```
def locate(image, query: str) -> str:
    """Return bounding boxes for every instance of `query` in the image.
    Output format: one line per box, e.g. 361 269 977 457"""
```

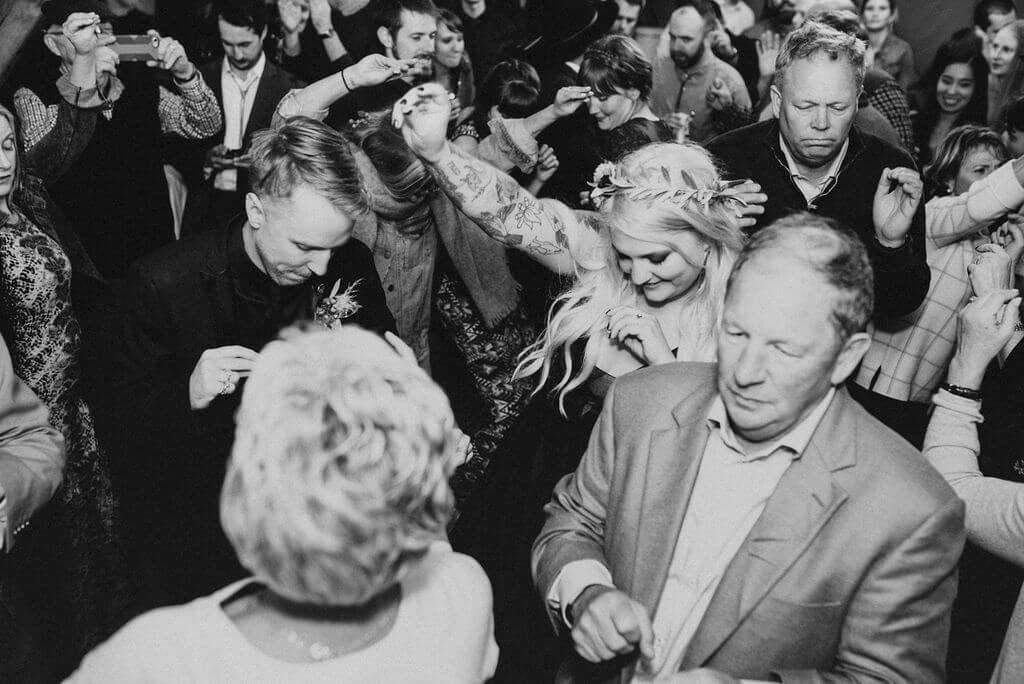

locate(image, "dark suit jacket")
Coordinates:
112 222 394 606
706 120 931 318
533 362 965 683
180 58 304 234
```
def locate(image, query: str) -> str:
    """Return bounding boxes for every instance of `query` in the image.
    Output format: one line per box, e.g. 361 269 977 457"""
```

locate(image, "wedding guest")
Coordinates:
911 29 988 165
853 125 1022 446
273 0 379 84
650 2 751 144
452 58 542 157
113 117 394 612
0 20 124 670
396 80 748 681
579 34 674 161
988 19 1024 127
533 213 964 682
976 0 1018 61
433 9 475 125
69 326 498 684
181 0 306 235
0 333 65 684
1000 94 1024 157
612 0 643 38
923 289 1024 684
441 0 522 87
707 21 930 320
860 0 916 91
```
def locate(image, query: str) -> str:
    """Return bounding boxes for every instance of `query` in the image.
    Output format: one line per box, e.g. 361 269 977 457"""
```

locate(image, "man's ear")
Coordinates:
377 26 394 54
770 83 782 119
245 192 265 229
43 32 63 57
830 331 871 385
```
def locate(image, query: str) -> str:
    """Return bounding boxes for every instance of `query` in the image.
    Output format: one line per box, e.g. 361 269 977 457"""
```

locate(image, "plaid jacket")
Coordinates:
857 161 1024 402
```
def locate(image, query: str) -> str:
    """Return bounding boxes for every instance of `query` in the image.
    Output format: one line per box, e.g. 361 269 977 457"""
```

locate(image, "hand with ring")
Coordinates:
969 242 1015 297
605 306 675 366
188 345 259 410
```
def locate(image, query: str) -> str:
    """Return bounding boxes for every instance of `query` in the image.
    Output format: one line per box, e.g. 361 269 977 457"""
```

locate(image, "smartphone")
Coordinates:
111 35 160 62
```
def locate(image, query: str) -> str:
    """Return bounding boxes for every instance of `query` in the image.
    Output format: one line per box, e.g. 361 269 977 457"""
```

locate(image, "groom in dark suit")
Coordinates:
114 117 394 610
533 214 965 683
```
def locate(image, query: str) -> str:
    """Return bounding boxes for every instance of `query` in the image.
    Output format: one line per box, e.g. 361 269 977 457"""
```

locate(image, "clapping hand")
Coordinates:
873 167 923 248
278 0 310 36
605 307 675 366
146 31 196 81
950 289 1022 386
394 82 453 163
189 346 259 410
969 242 1016 296
553 86 592 117
705 77 733 112
719 179 766 230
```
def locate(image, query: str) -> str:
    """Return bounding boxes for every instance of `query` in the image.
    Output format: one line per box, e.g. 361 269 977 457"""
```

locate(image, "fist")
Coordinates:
570 586 654 664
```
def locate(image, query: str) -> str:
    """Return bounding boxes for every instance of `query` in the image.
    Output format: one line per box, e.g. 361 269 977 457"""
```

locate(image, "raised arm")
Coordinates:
396 82 588 274
928 158 1024 249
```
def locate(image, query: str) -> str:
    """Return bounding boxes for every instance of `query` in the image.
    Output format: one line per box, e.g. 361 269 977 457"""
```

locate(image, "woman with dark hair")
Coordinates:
433 8 475 126
999 94 1024 156
578 33 673 161
989 19 1024 127
452 58 542 155
911 29 988 165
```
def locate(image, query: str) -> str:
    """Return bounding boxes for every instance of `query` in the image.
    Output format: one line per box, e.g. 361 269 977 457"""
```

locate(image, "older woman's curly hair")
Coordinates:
220 325 460 607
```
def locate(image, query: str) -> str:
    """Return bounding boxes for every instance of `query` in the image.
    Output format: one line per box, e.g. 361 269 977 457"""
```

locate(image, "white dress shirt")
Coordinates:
779 134 849 206
216 54 266 192
547 388 837 681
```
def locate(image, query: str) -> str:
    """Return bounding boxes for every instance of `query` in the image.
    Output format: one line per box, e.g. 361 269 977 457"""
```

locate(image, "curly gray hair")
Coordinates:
775 20 867 91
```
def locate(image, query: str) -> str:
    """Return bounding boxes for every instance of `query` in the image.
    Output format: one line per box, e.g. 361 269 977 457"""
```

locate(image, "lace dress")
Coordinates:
0 202 121 671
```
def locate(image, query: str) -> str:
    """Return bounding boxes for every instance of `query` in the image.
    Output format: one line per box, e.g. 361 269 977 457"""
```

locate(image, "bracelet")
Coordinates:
173 69 198 85
940 383 982 400
341 68 353 92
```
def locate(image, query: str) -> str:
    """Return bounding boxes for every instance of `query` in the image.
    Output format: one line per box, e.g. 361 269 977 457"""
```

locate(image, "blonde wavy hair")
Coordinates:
517 143 743 413
220 325 460 607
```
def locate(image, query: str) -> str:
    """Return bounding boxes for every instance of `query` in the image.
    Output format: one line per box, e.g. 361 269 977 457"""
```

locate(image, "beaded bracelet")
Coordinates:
939 383 982 400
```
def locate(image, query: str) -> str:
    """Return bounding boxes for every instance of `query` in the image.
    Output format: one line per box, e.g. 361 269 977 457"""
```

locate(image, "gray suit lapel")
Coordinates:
680 391 856 669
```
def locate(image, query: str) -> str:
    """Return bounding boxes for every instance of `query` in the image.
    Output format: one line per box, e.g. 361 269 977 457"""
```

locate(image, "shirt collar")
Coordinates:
778 133 849 188
222 53 266 88
707 387 837 461
675 49 715 79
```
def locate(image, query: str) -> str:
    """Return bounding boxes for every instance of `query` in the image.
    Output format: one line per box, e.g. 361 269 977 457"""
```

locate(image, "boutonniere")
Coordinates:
314 278 363 329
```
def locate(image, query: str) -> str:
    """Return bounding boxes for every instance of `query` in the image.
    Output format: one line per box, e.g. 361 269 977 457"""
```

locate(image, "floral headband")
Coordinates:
588 161 749 213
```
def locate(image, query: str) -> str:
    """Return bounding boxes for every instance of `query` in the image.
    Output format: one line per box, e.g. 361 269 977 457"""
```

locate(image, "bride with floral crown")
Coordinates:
394 81 759 681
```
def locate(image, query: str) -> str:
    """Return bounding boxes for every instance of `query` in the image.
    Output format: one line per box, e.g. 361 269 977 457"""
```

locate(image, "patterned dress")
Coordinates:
0 199 121 672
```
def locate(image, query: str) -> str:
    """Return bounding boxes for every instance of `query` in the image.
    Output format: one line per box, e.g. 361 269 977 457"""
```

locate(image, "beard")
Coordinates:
671 41 705 71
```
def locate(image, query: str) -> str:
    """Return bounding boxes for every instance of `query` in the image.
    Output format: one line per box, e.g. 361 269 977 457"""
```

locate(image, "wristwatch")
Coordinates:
318 27 337 39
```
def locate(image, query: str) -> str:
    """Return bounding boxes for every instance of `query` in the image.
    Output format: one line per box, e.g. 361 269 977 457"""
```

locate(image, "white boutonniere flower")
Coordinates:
314 278 362 329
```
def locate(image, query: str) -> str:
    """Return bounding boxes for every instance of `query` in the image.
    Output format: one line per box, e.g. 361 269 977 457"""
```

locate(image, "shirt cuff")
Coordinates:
546 559 615 628
56 72 123 109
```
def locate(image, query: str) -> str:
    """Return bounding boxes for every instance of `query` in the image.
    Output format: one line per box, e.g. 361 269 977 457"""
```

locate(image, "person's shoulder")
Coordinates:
409 543 493 613
853 125 916 167
133 229 222 281
711 57 745 84
263 59 306 89
611 362 717 409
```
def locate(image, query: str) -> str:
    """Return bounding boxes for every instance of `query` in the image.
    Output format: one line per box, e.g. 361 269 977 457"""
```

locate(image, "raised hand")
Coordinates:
755 30 781 79
719 179 767 230
873 167 923 247
346 53 415 90
278 0 310 35
63 11 108 56
188 346 259 410
394 82 453 163
992 216 1024 265
309 0 333 34
606 306 675 366
705 77 733 111
570 585 655 664
534 144 559 182
969 242 1015 296
950 289 1022 386
146 31 196 81
553 86 592 118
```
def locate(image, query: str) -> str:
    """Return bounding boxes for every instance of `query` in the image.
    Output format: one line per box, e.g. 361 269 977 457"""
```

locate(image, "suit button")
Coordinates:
387 285 395 292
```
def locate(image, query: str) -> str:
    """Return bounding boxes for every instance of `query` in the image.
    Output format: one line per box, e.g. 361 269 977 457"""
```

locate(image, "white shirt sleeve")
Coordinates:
546 559 615 628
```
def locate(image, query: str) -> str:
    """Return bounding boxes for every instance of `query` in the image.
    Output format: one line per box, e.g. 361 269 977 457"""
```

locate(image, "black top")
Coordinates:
599 117 675 162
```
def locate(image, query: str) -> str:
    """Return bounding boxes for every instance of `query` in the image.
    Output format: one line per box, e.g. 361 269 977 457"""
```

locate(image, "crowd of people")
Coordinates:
1 0 1024 682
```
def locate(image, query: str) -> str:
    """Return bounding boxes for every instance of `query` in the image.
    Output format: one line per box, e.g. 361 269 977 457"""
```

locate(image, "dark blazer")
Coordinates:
112 222 394 606
180 58 305 233
533 362 965 683
707 120 931 317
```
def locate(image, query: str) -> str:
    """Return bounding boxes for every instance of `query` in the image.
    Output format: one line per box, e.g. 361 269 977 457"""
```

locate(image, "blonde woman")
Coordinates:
394 82 757 681
67 326 497 683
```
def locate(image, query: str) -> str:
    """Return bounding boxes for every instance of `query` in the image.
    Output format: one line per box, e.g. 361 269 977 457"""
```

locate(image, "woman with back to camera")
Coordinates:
392 80 759 681
911 28 988 165
67 326 498 683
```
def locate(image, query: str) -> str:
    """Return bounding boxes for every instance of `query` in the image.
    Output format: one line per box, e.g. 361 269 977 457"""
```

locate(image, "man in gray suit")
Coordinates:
533 213 966 683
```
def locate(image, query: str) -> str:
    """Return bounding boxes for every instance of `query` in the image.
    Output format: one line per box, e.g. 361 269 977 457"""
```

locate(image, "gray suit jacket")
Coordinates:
533 362 966 683
0 335 64 551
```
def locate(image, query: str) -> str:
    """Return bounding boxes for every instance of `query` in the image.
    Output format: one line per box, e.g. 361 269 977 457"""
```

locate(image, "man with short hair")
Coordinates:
650 2 751 143
114 117 395 609
707 20 930 318
612 0 643 38
533 214 965 683
182 0 305 234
